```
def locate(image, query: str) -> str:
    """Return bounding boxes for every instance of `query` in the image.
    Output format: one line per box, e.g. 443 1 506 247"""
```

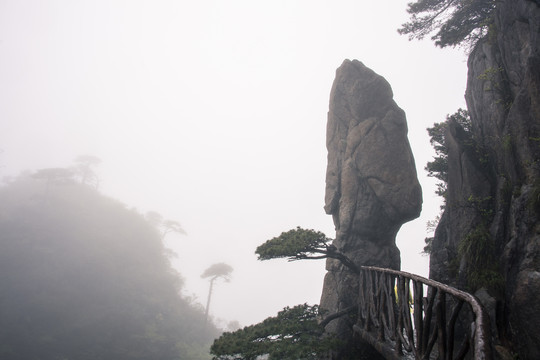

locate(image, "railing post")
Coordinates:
413 280 423 357
365 269 372 332
395 275 404 355
377 272 385 341
436 290 447 359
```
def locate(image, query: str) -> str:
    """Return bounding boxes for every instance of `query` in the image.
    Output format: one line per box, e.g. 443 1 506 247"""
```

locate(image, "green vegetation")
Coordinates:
458 224 503 292
256 227 359 273
0 170 219 359
255 227 332 261
426 116 503 292
502 134 513 151
477 66 503 82
422 236 433 255
422 215 440 255
211 227 358 359
529 180 540 214
211 304 340 360
465 195 494 222
477 66 513 110
425 108 471 201
457 195 501 292
398 0 496 48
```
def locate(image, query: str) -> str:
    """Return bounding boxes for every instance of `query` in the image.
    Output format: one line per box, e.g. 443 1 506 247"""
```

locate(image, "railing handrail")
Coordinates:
355 266 493 360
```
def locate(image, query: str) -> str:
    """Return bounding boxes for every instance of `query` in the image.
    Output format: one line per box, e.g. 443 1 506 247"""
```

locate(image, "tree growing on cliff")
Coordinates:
255 227 359 273
423 109 471 255
210 228 361 359
398 0 496 48
210 304 341 360
425 121 449 199
425 108 471 200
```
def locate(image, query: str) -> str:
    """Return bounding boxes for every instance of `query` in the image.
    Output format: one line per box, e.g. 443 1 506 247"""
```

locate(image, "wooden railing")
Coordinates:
352 266 493 360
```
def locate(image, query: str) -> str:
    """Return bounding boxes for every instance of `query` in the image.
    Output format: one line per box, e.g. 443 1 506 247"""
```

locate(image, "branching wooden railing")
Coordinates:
352 266 492 360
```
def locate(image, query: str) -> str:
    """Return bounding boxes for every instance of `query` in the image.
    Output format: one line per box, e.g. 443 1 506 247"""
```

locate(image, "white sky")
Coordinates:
0 0 467 328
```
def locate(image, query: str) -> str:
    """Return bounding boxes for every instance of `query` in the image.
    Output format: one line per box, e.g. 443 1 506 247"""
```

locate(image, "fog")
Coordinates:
0 0 467 328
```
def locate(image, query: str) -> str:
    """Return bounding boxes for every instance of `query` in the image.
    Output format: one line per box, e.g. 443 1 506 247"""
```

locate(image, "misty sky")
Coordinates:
0 1 468 327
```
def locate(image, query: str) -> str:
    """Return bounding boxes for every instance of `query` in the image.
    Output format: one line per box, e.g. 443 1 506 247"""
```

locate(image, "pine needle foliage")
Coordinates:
425 108 471 199
210 304 340 360
398 0 497 48
256 227 332 261
255 227 359 273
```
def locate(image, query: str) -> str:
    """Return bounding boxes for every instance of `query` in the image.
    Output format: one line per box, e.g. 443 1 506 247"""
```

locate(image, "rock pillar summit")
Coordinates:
320 59 422 355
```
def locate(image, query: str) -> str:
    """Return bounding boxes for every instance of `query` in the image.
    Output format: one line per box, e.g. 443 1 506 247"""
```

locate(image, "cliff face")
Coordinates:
429 0 540 358
320 59 422 357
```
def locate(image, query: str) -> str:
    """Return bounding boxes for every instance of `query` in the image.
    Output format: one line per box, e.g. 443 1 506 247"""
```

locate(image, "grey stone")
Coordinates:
320 59 422 356
429 0 540 358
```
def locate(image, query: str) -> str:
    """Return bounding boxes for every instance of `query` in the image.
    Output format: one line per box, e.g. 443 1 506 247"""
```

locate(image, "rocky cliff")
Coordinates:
320 59 422 358
429 0 540 358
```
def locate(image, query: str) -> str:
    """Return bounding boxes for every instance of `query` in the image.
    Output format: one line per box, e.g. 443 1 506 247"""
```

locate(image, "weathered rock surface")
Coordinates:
429 1 540 358
320 59 422 357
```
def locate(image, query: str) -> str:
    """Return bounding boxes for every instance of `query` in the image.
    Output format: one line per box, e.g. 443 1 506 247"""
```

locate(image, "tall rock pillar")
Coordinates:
320 59 422 358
